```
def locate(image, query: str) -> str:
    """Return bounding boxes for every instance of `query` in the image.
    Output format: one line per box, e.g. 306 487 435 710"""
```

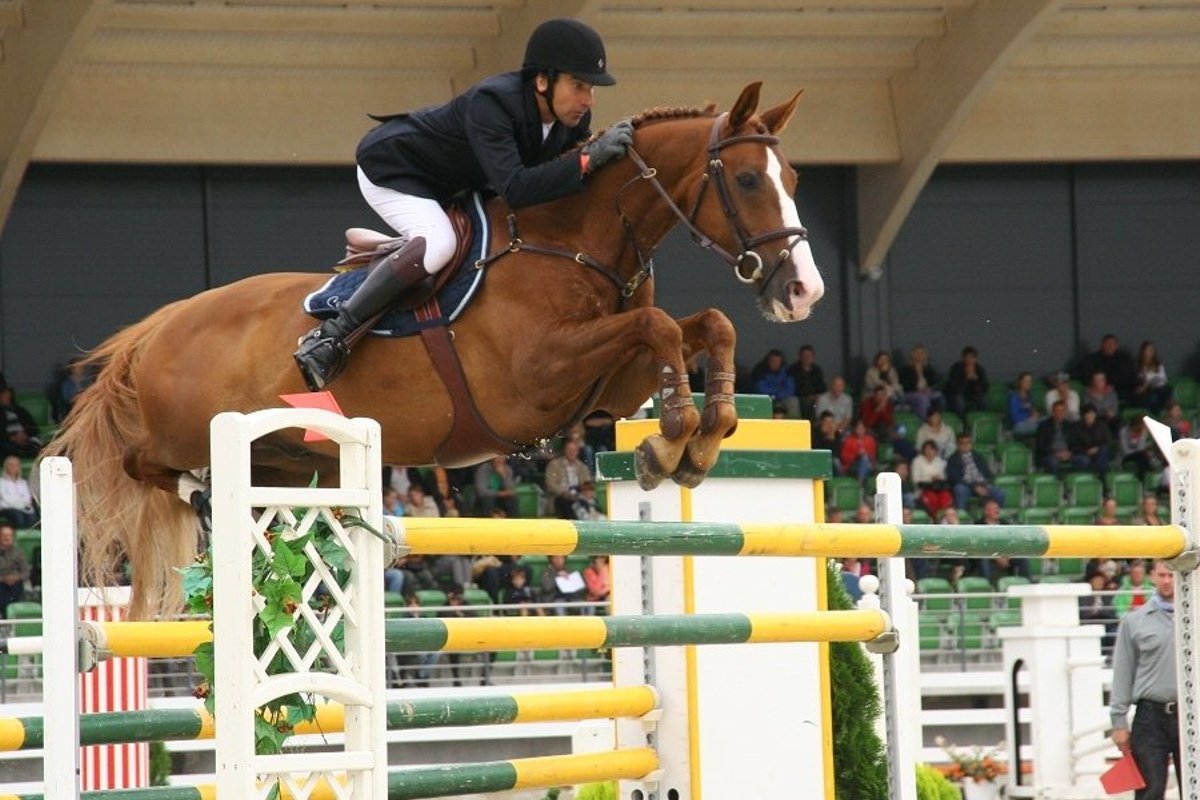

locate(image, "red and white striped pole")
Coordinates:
78 587 149 790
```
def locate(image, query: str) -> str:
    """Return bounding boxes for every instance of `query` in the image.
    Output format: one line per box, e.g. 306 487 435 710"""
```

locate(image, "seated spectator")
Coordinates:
839 558 864 601
1133 340 1170 415
1076 333 1136 405
1083 371 1120 435
404 483 440 517
787 344 827 421
1096 497 1121 525
815 376 854 431
862 351 903 404
1035 400 1089 476
544 438 594 518
839 421 878 484
382 487 404 516
1044 372 1080 421
583 555 610 611
583 410 616 455
977 500 1029 583
944 346 989 417
1007 371 1041 437
0 522 28 617
898 344 943 422
571 481 606 521
474 456 518 517
1113 559 1150 618
1132 494 1166 526
812 412 844 475
1118 416 1163 479
946 432 1004 510
0 384 42 459
49 356 92 424
891 459 918 510
503 566 541 616
912 440 953 519
916 409 956 460
0 455 37 528
1079 565 1118 651
430 553 473 590
1162 401 1192 441
853 502 874 524
1077 404 1113 476
540 554 586 614
752 349 799 418
859 384 895 440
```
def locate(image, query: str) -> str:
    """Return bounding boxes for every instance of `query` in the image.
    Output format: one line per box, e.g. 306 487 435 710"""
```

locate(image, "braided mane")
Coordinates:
630 103 719 129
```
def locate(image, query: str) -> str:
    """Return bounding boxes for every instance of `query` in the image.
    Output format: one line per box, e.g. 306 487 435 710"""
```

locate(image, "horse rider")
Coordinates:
294 18 634 391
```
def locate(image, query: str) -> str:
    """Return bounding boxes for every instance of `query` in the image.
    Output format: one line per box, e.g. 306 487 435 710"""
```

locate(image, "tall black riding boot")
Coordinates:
294 237 428 391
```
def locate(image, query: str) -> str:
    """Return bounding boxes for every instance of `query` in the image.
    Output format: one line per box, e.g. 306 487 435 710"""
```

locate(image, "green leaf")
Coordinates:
264 783 281 800
316 534 349 571
193 641 215 684
272 535 310 579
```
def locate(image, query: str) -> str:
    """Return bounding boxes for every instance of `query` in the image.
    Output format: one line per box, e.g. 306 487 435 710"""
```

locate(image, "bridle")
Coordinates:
620 112 809 295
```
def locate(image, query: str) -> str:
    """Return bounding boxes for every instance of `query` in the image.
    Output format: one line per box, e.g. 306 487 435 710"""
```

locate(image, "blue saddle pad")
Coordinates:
302 193 491 336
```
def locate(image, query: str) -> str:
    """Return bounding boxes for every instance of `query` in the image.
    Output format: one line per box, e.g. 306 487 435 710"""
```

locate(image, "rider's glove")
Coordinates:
581 120 634 174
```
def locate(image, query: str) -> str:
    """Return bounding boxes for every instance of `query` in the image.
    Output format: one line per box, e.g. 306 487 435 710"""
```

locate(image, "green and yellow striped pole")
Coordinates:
0 748 659 800
0 686 659 751
390 517 1188 559
76 610 889 659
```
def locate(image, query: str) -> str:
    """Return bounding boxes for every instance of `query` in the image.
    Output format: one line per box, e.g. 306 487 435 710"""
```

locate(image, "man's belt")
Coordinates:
1137 698 1178 715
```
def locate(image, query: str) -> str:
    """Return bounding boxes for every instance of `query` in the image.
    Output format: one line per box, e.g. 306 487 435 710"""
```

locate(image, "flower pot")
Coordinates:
961 779 1000 800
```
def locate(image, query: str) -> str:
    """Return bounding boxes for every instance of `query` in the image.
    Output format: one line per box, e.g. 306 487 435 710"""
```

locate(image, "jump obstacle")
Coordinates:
12 405 1200 800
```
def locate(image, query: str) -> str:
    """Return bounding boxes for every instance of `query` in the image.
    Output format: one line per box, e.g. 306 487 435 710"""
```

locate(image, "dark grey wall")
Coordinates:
1 161 1197 396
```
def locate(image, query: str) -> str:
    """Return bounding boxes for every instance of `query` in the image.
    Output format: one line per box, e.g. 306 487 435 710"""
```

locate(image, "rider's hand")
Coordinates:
1111 728 1131 753
582 120 634 173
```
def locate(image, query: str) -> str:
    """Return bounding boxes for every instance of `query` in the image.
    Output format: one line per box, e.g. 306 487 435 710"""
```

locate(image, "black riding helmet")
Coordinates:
523 18 616 86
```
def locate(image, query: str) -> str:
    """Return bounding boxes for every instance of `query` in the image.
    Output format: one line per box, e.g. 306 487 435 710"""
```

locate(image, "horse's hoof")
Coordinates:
670 453 708 489
634 442 667 491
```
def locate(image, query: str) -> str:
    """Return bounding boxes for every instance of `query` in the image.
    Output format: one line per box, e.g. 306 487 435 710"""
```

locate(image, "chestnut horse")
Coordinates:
43 83 825 618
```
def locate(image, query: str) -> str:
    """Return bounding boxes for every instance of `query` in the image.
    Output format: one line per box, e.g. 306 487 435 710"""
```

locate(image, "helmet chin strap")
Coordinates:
537 69 565 125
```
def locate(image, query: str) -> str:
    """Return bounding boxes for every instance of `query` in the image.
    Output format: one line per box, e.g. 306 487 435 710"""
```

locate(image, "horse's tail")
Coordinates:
41 302 198 620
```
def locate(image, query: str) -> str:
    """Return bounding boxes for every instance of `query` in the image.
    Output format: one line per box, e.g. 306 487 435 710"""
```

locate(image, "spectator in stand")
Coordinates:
474 456 518 517
752 349 799 418
1080 564 1119 653
1133 495 1166 526
812 411 844 475
571 480 606 520
1078 403 1113 477
863 351 903 404
1133 340 1171 416
1045 371 1081 421
912 440 953 519
859 384 895 441
944 346 989 418
582 555 610 612
540 554 586 614
503 566 541 616
898 344 944 422
916 408 956 460
839 558 864 601
946 432 1004 510
788 345 827 421
1119 416 1164 480
840 420 878 485
1078 333 1137 404
815 375 854 431
890 459 918 510
0 383 42 459
1035 400 1089 476
404 483 441 517
977 500 1029 584
853 502 874 524
49 356 92 424
1096 497 1121 526
1084 371 1121 436
1007 371 1042 437
1113 559 1151 618
1162 401 1192 441
544 437 594 518
0 455 37 528
382 487 404 516
0 522 28 617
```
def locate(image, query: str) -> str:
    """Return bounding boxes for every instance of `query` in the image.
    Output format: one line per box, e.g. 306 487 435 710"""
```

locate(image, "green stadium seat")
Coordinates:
989 609 1022 630
918 615 944 652
994 475 1026 510
1121 407 1150 425
947 613 986 651
1038 574 1078 584
910 508 932 524
5 601 43 636
996 575 1030 609
942 413 965 435
414 589 447 617
967 412 1002 447
515 483 542 518
384 591 406 608
916 577 954 618
15 393 51 428
15 529 40 568
1107 472 1143 508
1060 506 1099 525
1065 473 1103 508
825 477 863 513
1018 507 1057 525
983 384 1010 414
995 442 1032 475
463 588 493 608
1055 558 1086 580
1170 377 1200 411
955 576 995 611
1027 475 1063 509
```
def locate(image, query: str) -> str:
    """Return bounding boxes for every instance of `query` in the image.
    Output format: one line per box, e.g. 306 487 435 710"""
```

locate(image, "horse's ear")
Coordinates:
728 82 763 130
760 89 804 135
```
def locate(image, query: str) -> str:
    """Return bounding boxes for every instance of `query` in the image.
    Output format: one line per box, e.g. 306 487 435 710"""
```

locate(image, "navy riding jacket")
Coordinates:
356 72 591 209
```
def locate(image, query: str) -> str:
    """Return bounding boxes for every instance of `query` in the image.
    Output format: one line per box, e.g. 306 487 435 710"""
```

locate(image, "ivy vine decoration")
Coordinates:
180 507 381 759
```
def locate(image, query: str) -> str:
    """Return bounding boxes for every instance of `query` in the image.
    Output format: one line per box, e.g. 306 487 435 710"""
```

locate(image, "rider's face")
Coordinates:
536 72 594 126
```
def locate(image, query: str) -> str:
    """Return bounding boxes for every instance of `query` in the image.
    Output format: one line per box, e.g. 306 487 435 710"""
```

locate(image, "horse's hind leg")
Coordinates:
671 309 738 488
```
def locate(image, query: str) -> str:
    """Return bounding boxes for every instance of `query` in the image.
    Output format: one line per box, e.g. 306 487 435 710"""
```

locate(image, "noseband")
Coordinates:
621 112 809 295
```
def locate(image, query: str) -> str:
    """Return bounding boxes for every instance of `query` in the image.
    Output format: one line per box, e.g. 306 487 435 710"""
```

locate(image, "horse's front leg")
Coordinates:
510 307 698 490
671 308 738 487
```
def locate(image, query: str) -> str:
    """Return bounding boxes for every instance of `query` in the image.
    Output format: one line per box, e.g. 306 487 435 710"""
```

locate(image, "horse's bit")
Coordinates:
622 112 809 295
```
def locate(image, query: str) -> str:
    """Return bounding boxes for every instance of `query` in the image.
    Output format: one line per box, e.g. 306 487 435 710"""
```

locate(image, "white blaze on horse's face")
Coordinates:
764 149 825 322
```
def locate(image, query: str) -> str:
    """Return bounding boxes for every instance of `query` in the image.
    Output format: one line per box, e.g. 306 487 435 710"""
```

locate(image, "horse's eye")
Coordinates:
736 172 759 191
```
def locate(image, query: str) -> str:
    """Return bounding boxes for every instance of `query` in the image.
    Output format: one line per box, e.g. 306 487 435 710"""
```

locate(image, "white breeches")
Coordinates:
357 167 457 275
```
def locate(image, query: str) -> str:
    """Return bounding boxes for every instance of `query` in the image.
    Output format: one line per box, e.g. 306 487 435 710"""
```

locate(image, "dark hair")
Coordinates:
961 346 978 357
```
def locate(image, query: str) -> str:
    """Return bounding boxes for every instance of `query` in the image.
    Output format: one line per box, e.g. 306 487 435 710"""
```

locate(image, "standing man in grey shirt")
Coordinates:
1110 559 1180 799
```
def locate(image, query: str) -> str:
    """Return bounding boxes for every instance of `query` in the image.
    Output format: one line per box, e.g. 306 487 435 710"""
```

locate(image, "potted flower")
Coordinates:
936 736 1007 800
